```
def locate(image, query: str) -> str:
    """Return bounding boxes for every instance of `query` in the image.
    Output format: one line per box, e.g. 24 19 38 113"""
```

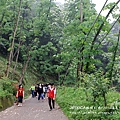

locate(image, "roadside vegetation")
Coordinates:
0 0 120 119
57 86 120 120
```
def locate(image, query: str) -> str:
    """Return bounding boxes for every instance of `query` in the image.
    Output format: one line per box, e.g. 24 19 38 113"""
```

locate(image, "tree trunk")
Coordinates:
102 89 107 106
86 0 108 37
76 0 83 87
19 55 31 84
95 16 120 50
77 62 80 87
46 0 52 18
80 0 83 22
0 11 5 35
6 0 22 77
13 22 24 72
57 72 60 85
109 30 120 86
85 0 120 73
13 41 21 72
62 60 72 85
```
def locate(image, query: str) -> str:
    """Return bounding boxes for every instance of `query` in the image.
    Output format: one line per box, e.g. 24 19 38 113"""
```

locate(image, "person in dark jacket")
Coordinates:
37 84 44 101
34 84 38 97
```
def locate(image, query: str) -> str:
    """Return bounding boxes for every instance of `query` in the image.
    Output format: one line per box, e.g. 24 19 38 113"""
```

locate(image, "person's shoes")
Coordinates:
18 104 20 107
18 103 22 106
49 109 52 111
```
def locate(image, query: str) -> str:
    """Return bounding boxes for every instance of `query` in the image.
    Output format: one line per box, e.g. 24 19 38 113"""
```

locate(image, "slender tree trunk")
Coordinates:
77 62 80 86
76 0 83 87
6 0 22 77
0 11 5 35
79 0 108 57
57 72 60 85
85 0 120 72
86 0 108 37
101 89 107 106
62 60 72 84
80 0 83 22
13 21 24 72
103 93 107 107
109 30 120 86
13 41 21 72
19 55 31 84
77 0 109 76
46 0 52 18
95 16 120 50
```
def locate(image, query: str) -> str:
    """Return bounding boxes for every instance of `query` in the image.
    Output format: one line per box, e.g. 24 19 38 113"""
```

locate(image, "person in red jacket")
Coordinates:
47 83 56 111
16 84 24 107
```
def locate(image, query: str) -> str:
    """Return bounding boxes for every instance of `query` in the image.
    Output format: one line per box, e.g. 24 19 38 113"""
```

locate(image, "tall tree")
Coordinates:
6 0 22 77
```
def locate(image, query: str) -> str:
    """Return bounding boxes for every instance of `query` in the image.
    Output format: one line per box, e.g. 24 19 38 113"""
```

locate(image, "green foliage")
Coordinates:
0 0 120 115
0 0 119 87
0 56 38 98
57 86 120 120
0 77 16 96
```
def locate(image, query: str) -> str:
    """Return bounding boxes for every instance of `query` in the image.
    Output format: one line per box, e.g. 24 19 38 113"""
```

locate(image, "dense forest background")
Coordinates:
0 0 120 119
0 0 120 85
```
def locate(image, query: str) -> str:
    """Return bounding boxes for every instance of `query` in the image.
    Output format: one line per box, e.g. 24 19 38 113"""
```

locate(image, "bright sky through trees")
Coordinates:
55 0 120 13
55 0 120 22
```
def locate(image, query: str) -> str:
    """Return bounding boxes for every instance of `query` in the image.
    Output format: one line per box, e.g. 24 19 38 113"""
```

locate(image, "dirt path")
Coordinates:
0 96 68 120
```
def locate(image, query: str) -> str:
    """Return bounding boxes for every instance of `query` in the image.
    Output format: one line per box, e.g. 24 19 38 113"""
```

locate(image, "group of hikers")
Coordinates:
16 83 56 111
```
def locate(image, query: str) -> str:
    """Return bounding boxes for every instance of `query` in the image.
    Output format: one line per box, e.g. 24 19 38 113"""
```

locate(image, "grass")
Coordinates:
56 86 120 120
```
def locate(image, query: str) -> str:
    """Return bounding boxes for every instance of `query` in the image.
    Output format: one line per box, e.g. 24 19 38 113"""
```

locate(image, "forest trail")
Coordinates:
0 96 68 120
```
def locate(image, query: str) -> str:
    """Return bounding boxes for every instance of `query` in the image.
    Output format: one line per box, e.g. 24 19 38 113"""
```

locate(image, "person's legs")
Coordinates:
34 91 37 97
18 96 20 104
48 97 52 110
20 96 23 106
31 90 34 98
18 96 23 106
38 93 41 100
44 92 46 98
41 93 44 100
52 99 55 109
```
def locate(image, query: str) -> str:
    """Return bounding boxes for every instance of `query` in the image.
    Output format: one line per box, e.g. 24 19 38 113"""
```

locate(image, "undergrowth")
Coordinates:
56 86 120 120
0 56 39 98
